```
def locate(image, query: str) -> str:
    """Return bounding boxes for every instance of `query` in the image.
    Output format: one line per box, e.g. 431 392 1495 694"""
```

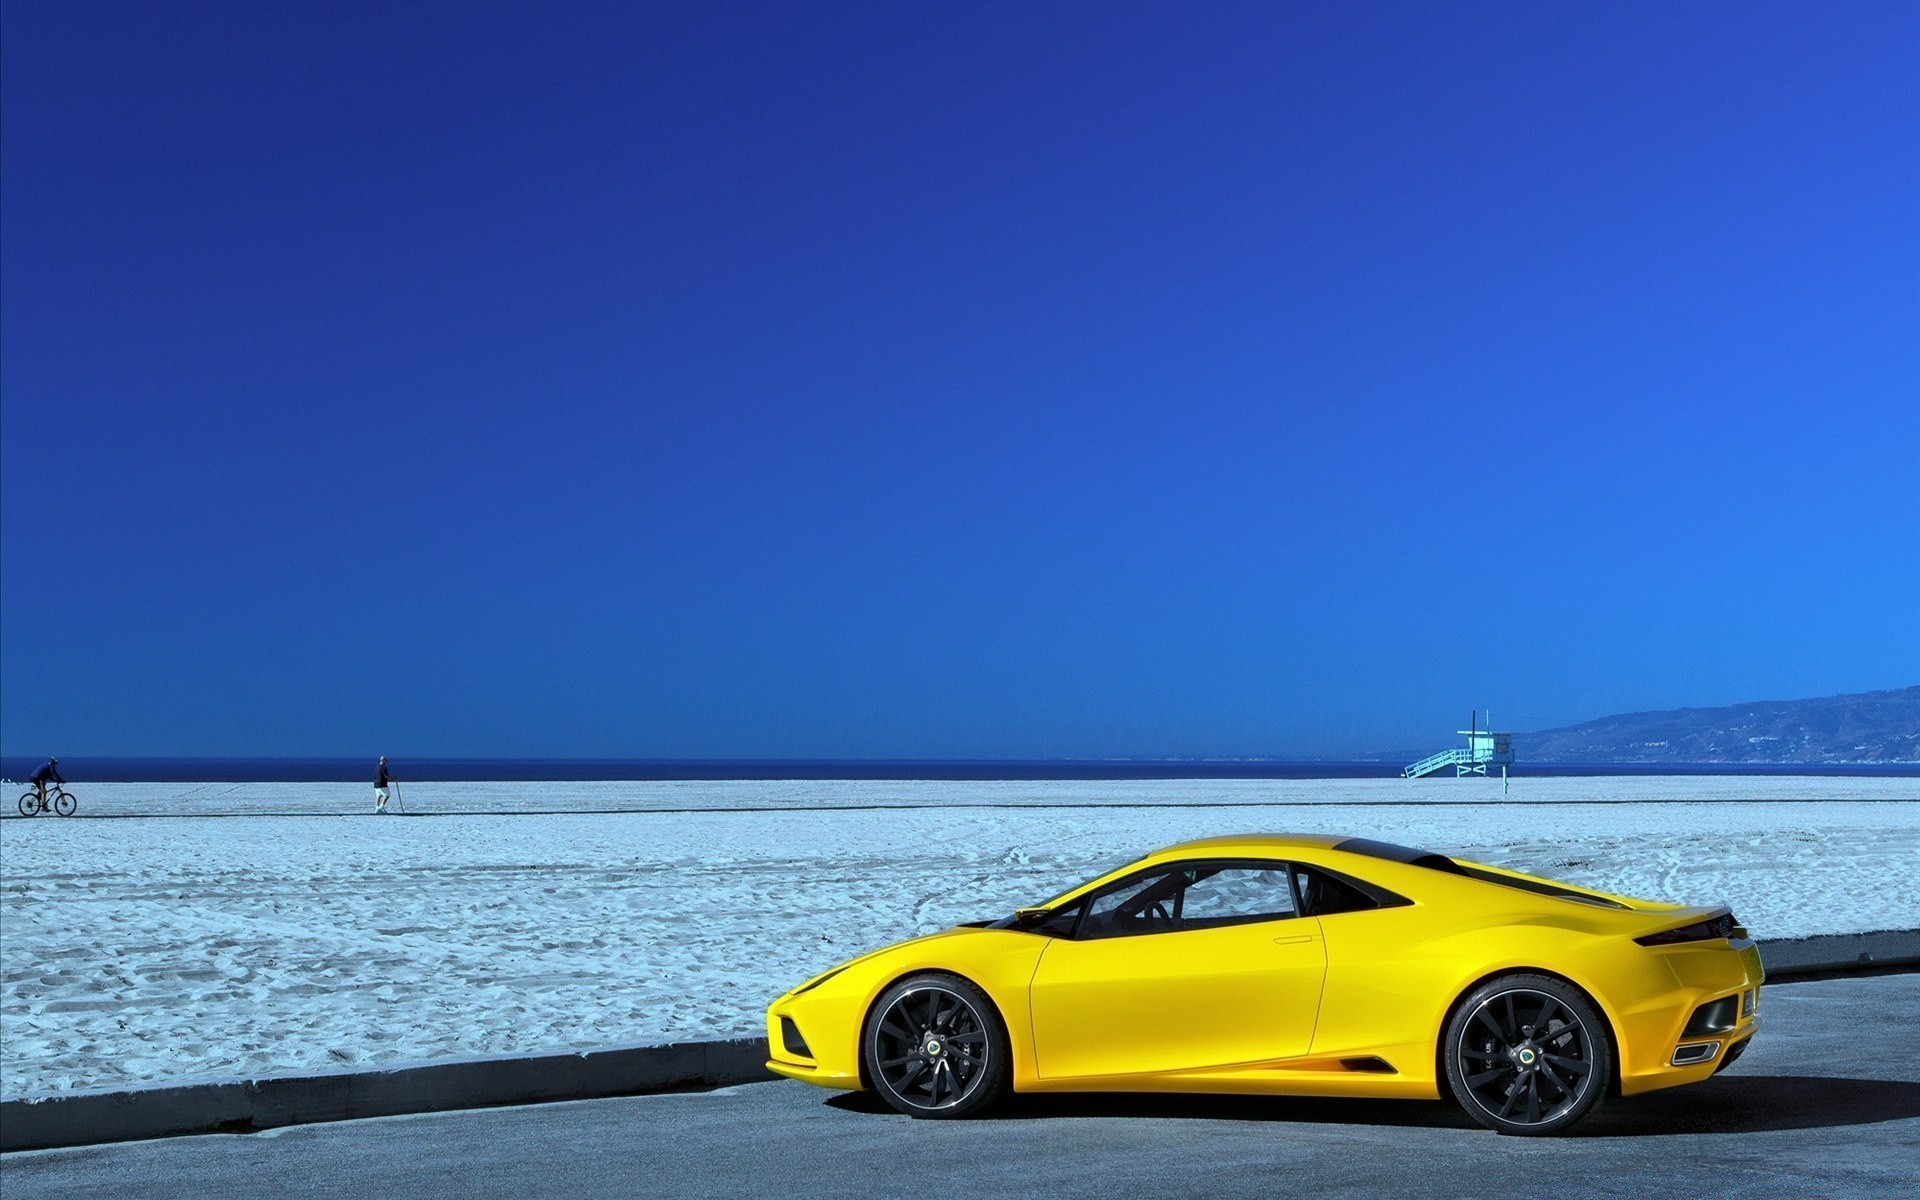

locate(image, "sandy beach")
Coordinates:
2 776 1914 1099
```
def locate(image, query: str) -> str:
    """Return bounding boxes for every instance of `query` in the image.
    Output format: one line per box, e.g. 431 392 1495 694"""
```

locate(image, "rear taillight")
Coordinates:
1636 912 1739 946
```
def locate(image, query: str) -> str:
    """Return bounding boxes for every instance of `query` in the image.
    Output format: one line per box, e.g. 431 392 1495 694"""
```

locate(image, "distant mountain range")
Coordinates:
1522 686 1919 764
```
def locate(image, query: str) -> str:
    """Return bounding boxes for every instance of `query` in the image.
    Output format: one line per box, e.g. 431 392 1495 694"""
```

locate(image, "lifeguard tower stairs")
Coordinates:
1404 711 1515 786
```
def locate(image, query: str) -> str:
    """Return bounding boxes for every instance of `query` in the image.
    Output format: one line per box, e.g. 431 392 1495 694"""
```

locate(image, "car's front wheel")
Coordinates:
863 972 1010 1119
1444 972 1612 1135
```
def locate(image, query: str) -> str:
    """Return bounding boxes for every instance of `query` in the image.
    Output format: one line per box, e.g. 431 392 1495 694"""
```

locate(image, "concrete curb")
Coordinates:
1755 929 1920 980
6 930 1917 1154
1 1038 771 1153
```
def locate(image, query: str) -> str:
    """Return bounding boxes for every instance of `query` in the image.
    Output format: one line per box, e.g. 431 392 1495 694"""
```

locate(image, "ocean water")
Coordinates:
2 757 1915 783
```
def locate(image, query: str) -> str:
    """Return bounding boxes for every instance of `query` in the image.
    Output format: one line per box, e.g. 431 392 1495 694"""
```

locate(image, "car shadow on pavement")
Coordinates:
828 1090 1480 1130
826 1074 1920 1136
1572 1075 1920 1137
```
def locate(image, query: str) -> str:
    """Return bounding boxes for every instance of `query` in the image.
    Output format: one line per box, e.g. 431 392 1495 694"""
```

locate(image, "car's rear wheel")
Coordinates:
1444 973 1611 1135
863 972 1010 1119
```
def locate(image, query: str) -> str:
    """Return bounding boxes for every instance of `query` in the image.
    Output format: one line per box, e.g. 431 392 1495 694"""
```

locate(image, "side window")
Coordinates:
1294 865 1380 916
1076 862 1299 939
1177 867 1297 929
1079 872 1181 939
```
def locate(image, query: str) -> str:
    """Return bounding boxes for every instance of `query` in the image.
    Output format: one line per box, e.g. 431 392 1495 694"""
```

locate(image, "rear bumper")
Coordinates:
1618 939 1764 1096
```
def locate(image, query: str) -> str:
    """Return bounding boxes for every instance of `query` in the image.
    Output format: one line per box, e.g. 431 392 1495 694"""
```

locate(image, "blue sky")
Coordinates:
3 2 1916 758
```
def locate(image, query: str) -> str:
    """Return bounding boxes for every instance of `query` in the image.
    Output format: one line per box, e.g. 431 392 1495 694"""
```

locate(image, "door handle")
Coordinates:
1271 934 1314 946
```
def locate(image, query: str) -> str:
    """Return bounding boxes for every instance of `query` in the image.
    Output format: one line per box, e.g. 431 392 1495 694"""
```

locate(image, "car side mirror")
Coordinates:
1013 907 1053 927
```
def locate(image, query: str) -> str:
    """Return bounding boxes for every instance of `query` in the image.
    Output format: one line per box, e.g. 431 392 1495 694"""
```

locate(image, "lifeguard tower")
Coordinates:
1404 711 1515 790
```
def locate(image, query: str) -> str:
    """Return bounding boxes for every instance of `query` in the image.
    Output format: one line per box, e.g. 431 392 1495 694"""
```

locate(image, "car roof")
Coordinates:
1120 833 1649 914
1144 833 1348 858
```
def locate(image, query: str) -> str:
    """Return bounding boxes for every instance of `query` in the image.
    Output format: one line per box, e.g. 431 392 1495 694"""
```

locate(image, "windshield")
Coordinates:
983 852 1151 930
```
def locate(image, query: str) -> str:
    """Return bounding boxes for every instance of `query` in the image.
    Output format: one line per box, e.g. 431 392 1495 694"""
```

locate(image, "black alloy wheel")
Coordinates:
863 973 1010 1119
1444 973 1612 1135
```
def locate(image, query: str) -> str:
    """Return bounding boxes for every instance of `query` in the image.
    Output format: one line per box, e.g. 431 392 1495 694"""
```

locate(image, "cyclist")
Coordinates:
29 758 66 811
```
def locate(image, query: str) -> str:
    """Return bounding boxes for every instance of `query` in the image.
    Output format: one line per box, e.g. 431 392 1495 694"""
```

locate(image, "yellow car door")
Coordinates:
1027 861 1327 1080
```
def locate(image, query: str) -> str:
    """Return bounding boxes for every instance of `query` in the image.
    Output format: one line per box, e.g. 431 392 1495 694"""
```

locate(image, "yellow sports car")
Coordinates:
766 833 1764 1135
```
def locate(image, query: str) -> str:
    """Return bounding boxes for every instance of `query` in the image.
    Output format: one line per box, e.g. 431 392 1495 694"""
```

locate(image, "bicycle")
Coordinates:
17 785 77 817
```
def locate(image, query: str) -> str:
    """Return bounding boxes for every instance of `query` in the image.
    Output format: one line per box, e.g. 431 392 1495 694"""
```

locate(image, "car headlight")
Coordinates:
790 964 850 997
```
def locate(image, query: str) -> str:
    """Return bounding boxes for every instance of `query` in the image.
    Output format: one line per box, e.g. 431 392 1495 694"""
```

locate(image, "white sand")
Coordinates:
1 776 1914 1099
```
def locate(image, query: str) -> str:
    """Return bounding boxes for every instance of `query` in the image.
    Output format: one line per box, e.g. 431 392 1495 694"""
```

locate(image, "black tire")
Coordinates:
18 792 39 818
1444 972 1612 1135
52 790 76 817
862 972 1011 1119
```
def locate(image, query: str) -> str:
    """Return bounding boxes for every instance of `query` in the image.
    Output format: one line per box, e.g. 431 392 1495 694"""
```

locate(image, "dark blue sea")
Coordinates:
3 757 1915 783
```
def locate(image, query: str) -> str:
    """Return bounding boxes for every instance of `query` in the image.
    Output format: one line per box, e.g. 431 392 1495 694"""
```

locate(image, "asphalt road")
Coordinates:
6 975 1917 1199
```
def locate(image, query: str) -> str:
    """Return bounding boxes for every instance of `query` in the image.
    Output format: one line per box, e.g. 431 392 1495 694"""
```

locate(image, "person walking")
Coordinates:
374 756 396 814
29 758 65 810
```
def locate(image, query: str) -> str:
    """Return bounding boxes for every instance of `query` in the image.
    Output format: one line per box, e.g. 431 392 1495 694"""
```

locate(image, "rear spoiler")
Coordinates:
1634 907 1745 946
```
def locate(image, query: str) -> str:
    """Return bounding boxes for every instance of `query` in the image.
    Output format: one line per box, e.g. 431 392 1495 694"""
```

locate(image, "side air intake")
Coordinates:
780 1017 813 1059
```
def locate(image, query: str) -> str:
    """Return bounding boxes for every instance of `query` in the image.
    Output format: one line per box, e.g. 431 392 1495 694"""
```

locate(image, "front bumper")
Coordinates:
765 999 862 1090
